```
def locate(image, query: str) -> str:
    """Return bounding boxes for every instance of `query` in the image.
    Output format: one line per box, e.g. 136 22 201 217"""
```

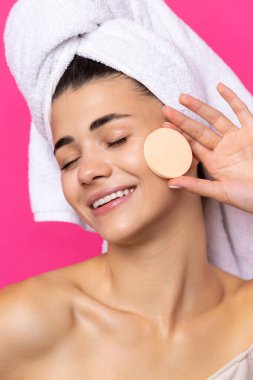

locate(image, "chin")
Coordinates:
99 220 155 247
99 228 133 245
95 221 136 244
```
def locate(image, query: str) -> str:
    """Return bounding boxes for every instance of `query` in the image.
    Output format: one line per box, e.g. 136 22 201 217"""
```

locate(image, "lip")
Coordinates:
91 187 136 216
87 184 137 208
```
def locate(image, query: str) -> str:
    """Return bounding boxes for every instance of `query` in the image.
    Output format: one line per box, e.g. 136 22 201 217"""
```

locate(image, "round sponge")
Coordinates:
144 128 192 178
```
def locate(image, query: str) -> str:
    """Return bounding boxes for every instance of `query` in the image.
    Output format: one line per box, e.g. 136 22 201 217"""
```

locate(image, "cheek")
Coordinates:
124 138 147 168
119 137 168 197
116 135 153 172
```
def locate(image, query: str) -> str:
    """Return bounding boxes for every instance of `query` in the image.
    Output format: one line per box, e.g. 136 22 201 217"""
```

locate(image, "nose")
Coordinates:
77 157 113 185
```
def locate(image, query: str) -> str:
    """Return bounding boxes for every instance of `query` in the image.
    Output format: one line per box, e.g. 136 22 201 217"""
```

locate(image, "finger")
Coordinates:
178 93 238 136
162 105 222 150
168 176 228 204
217 82 253 128
185 136 212 168
161 121 182 134
162 121 192 141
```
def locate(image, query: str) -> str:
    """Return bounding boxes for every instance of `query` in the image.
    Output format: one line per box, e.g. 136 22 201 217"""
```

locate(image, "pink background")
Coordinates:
1 1 252 289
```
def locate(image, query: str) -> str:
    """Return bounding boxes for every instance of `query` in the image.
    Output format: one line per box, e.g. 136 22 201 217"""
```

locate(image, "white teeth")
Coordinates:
92 187 135 209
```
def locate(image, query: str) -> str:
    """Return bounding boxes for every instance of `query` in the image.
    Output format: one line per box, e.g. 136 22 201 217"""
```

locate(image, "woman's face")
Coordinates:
51 76 197 243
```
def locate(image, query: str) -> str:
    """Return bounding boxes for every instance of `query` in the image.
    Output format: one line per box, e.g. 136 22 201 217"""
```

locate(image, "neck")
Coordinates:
100 194 225 335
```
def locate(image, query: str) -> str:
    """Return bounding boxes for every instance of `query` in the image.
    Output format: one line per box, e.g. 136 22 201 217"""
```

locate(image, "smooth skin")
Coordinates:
1 78 253 380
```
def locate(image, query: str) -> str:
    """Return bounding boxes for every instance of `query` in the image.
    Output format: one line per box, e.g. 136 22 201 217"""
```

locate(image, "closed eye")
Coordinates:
61 158 79 171
107 137 128 147
61 137 128 171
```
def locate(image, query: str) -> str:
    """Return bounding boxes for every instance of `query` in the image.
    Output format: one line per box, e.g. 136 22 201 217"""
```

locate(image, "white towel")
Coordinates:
4 0 253 279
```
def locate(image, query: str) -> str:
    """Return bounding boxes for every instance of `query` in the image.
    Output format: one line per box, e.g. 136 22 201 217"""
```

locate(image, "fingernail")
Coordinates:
168 185 182 189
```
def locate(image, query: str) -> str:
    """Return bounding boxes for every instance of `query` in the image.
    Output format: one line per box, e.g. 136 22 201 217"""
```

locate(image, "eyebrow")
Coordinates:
53 113 132 156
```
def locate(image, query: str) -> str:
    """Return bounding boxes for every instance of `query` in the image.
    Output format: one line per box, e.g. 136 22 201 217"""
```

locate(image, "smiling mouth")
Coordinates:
90 186 137 210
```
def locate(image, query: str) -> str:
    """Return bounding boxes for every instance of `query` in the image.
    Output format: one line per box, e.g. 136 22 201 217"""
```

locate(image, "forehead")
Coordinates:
50 76 152 136
51 76 144 115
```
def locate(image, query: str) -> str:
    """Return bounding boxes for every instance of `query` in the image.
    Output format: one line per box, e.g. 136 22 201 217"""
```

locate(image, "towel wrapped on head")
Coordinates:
4 0 253 278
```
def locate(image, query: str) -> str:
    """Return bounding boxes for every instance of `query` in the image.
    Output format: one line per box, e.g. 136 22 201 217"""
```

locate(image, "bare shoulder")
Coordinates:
0 274 74 378
211 265 253 323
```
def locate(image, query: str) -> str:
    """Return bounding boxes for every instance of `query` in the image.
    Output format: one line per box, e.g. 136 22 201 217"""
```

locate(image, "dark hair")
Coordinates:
52 55 158 102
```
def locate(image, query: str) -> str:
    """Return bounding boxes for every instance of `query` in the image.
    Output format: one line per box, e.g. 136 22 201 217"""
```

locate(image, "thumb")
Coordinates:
168 176 223 202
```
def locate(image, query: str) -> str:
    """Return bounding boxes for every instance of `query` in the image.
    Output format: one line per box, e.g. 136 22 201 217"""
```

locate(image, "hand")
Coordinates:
162 82 253 214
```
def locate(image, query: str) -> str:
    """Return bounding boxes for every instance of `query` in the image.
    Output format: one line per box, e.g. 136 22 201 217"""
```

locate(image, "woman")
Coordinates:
1 54 253 379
